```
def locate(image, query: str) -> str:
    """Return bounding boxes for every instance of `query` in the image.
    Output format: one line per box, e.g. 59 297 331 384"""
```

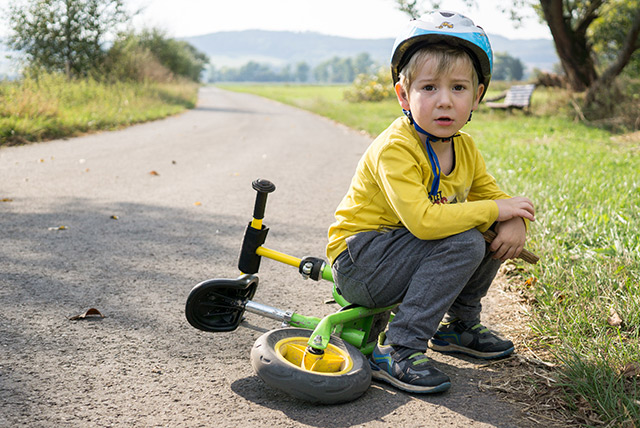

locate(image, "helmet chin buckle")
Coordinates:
402 108 414 124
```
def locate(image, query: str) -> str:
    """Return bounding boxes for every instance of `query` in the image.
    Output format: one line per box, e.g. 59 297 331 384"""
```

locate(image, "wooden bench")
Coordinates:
486 84 535 110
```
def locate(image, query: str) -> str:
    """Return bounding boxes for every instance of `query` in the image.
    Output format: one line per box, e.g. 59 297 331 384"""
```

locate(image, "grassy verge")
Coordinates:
221 83 640 425
0 73 199 146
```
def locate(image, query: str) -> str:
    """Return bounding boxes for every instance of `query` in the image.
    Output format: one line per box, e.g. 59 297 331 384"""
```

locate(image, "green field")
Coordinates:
222 83 640 426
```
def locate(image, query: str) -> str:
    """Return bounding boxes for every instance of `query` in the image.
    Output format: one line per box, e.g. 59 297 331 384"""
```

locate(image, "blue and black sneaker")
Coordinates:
428 318 514 359
370 332 451 393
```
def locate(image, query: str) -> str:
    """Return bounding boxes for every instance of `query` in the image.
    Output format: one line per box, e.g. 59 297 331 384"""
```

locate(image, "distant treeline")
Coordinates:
206 51 526 83
207 53 377 83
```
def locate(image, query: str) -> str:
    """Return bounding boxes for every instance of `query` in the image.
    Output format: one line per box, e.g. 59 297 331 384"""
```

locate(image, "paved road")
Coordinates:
0 87 535 427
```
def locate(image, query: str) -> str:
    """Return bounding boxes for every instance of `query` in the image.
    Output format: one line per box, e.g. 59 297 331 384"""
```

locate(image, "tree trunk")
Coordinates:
539 0 598 92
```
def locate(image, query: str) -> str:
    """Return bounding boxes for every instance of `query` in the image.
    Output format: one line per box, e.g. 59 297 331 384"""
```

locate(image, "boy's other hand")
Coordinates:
490 217 527 261
495 197 535 222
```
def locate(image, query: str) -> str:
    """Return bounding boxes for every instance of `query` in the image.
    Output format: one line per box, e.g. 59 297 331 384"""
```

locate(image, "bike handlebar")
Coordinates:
251 178 276 221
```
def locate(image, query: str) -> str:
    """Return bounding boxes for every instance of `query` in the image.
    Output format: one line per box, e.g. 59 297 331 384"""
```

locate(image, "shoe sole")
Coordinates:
369 362 451 394
428 339 514 360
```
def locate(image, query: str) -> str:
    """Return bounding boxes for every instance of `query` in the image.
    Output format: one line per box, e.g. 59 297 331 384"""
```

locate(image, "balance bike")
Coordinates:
185 179 394 404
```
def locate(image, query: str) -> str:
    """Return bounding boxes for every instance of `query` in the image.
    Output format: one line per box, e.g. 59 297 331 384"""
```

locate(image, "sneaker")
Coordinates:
428 318 514 359
370 333 451 393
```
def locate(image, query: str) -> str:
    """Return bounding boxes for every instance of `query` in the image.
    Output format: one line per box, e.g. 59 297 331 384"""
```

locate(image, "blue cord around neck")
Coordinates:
403 109 454 200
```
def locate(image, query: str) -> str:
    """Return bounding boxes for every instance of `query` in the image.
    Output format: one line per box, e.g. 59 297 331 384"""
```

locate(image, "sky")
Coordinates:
0 0 551 40
125 0 551 40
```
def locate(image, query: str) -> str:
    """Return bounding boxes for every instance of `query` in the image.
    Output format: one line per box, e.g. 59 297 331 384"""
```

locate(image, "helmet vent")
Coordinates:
440 12 454 17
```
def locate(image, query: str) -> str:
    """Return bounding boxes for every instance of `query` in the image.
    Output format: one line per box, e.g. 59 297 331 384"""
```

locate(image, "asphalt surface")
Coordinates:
0 87 537 427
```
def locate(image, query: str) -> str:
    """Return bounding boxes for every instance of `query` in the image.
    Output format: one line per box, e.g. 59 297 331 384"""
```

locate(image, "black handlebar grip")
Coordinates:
251 179 276 220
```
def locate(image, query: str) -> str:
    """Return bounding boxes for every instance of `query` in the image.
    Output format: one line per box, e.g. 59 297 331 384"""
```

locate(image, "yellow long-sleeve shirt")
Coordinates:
326 116 511 265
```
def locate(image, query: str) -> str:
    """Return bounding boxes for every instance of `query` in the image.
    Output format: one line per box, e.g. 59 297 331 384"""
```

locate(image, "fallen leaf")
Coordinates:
553 290 565 303
110 215 119 220
48 225 68 231
1 198 13 202
149 170 159 176
621 362 640 378
607 308 623 327
69 308 104 320
194 201 202 206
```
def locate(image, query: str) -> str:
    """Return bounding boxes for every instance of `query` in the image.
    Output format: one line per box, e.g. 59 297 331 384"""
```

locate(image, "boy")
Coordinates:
326 11 535 394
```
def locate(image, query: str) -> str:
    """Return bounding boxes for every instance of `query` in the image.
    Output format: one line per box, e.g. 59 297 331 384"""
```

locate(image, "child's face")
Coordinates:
395 56 484 139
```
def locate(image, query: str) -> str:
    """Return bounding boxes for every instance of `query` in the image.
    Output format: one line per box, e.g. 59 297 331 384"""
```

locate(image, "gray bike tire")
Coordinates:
250 327 371 404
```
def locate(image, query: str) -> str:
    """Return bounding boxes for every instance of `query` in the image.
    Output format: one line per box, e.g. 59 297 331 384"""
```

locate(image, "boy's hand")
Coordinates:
490 217 527 261
495 197 535 222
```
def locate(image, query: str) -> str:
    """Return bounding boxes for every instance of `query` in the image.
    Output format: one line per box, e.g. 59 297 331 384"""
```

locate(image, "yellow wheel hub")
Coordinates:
275 337 353 375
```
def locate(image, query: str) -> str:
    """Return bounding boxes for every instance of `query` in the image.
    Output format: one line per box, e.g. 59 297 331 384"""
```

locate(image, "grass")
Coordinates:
217 83 399 136
221 83 640 426
0 73 199 145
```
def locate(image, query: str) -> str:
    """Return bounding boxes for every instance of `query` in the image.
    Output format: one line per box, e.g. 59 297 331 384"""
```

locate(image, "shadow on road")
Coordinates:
231 375 413 427
231 357 533 428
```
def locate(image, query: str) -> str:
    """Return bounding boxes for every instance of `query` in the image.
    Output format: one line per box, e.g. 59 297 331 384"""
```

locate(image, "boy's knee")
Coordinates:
450 229 486 262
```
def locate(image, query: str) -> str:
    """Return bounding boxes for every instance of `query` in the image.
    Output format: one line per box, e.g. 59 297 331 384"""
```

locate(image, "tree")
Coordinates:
493 52 525 81
313 55 370 83
353 52 376 75
294 62 310 83
394 0 640 105
6 0 129 78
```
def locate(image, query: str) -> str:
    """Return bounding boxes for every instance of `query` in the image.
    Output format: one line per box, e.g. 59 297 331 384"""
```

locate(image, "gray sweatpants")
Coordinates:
331 227 502 351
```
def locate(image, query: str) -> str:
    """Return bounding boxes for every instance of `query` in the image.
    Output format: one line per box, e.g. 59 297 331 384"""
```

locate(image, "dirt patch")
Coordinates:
480 264 585 427
609 130 640 154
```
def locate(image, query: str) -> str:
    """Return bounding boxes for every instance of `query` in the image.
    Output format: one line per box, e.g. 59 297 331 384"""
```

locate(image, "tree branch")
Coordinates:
395 0 421 18
574 0 604 36
597 6 640 85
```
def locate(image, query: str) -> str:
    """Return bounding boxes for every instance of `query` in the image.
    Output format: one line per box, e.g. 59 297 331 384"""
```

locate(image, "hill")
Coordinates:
0 30 558 80
182 30 558 73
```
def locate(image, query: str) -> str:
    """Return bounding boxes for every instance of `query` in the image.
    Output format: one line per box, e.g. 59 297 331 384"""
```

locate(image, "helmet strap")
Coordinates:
402 109 458 200
402 109 457 141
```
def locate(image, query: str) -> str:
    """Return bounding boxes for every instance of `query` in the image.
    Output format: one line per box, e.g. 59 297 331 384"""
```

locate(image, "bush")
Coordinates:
101 29 208 83
102 37 174 83
582 77 640 132
343 68 395 103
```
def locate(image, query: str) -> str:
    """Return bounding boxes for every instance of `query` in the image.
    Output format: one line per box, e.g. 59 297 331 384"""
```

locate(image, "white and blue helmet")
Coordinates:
391 10 493 99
